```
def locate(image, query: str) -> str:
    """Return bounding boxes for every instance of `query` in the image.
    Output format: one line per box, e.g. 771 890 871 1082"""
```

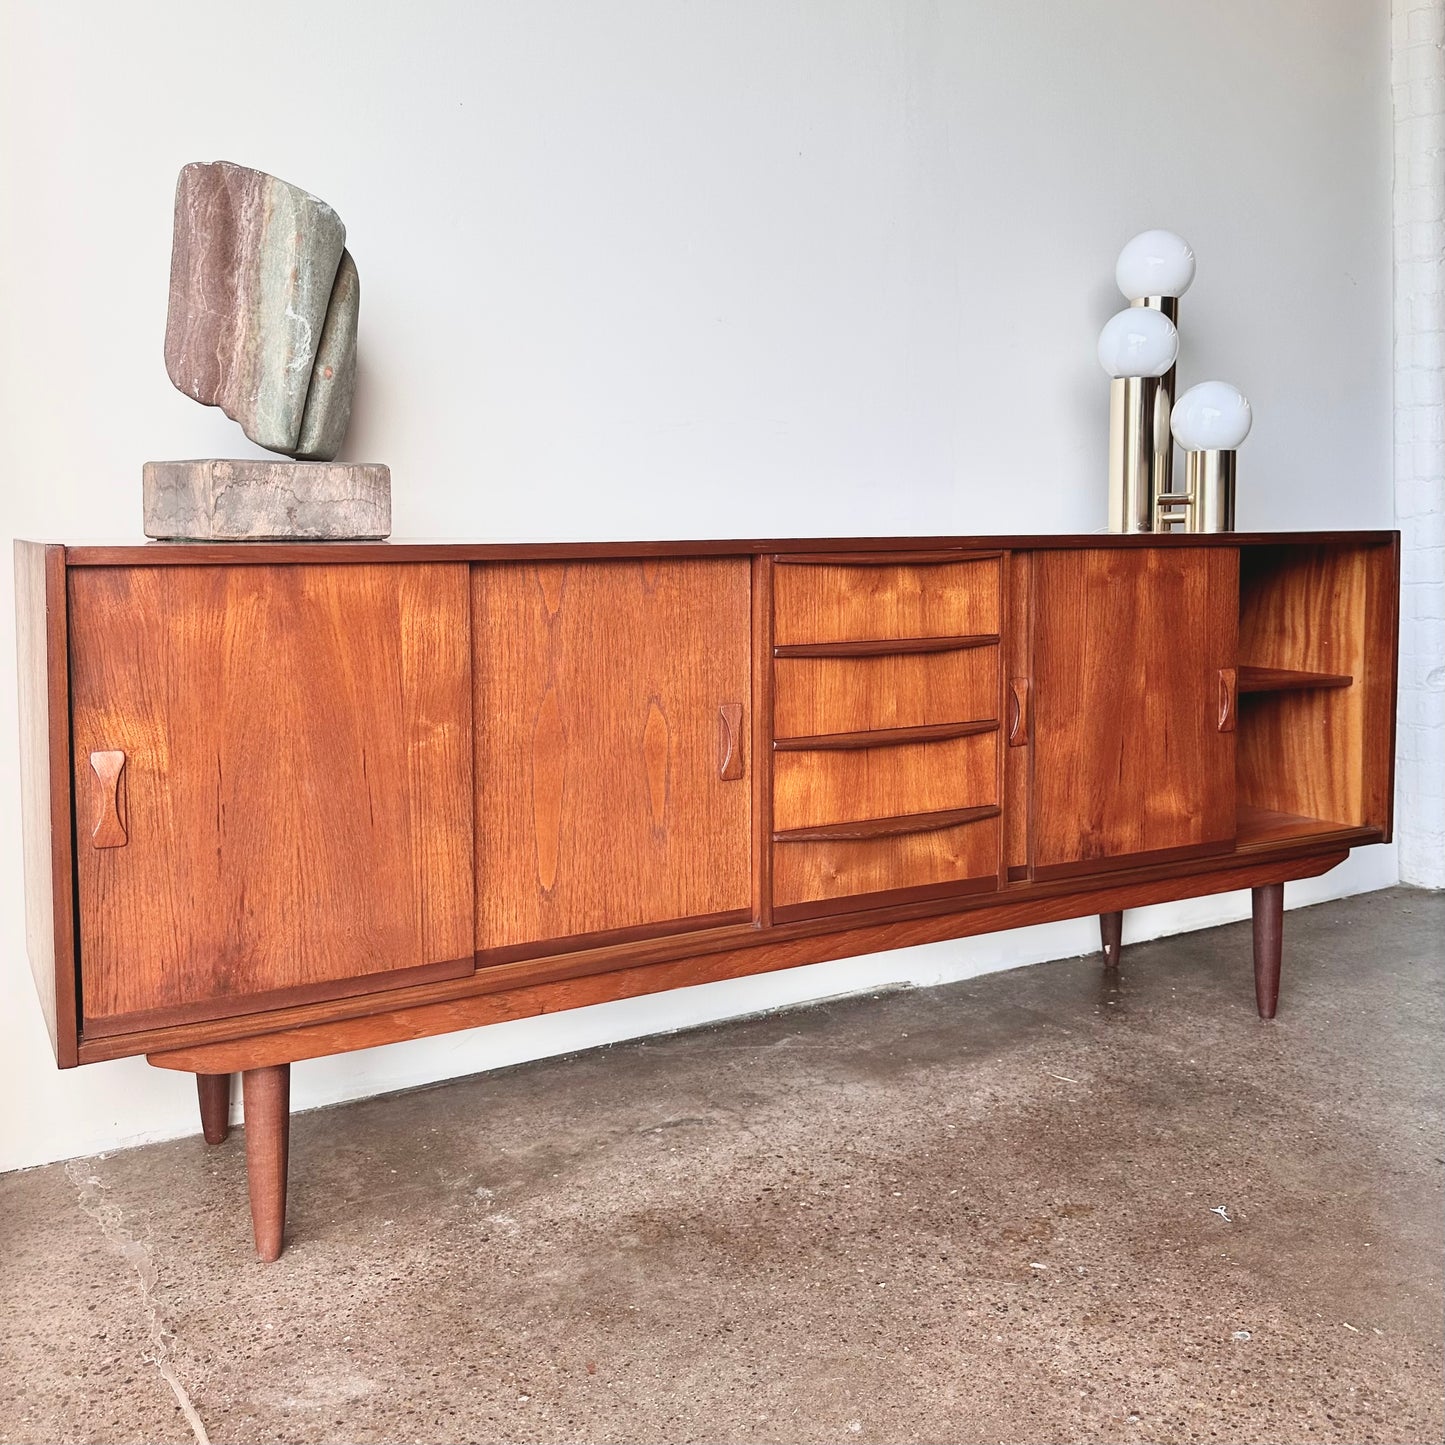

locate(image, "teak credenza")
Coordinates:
16 533 1399 1259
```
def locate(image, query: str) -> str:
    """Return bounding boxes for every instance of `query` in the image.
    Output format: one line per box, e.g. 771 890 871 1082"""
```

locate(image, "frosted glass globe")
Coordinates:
1171 381 1253 450
1115 229 1196 300
1097 307 1179 378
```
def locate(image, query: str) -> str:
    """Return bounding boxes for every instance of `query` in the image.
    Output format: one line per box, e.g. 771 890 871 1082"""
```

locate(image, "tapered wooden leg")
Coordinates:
196 1072 231 1144
1252 882 1284 1020
242 1065 290 1262
1099 911 1123 969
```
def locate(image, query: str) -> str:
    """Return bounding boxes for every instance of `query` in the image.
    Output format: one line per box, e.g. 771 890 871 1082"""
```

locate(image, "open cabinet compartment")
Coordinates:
1235 541 1398 849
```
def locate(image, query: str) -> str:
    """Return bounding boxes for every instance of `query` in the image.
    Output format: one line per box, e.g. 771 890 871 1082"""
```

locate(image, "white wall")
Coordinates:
0 0 1397 1172
1393 0 1445 888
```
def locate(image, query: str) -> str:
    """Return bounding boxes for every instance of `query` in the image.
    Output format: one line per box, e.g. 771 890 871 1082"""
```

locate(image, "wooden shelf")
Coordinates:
1237 665 1353 694
1235 804 1372 850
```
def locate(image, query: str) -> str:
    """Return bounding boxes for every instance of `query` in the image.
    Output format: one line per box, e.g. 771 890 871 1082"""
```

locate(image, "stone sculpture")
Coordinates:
149 161 389 540
164 161 358 460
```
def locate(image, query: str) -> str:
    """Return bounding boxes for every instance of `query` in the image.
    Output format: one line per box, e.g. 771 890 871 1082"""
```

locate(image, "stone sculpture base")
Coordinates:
143 459 391 541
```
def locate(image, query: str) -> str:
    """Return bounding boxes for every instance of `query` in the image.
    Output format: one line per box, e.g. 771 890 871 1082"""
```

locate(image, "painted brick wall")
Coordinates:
1394 0 1445 887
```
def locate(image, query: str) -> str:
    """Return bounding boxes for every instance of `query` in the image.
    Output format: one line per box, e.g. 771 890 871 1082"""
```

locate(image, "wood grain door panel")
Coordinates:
473 559 752 955
773 556 1001 644
1029 548 1238 877
69 564 475 1033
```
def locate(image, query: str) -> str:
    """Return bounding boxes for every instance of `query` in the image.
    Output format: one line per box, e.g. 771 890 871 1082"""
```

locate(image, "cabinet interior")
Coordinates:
1235 542 1394 848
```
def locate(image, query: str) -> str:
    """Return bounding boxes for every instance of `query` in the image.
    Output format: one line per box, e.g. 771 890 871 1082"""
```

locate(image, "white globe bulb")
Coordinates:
1116 229 1196 300
1097 307 1179 378
1171 381 1253 450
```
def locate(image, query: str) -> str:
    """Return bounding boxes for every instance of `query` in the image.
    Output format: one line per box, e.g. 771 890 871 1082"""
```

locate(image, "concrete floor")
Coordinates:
1 888 1441 1445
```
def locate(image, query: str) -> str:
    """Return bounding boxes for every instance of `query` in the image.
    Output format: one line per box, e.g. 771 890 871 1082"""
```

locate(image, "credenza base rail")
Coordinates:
144 846 1339 1077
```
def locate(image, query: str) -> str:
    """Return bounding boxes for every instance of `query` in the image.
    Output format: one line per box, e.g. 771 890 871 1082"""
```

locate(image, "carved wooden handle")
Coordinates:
89 750 128 848
1217 667 1238 733
718 703 744 781
774 804 1001 843
1008 678 1030 747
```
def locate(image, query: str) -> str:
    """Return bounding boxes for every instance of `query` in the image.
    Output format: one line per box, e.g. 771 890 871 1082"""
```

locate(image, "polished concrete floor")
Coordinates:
2 887 1441 1445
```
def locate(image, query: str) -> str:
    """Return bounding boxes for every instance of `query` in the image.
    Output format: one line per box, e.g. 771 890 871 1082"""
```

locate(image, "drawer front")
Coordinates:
774 814 1000 914
774 554 1001 644
774 645 999 738
773 730 997 832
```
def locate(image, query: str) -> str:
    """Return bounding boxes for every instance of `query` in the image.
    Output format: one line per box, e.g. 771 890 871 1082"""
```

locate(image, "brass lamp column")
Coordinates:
1099 303 1180 533
1138 293 1179 520
1102 230 1196 533
1107 377 1155 533
1183 450 1236 531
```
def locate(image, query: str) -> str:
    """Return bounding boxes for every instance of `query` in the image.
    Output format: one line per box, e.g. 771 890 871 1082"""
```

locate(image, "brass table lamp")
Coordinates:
1100 230 1253 534
1160 381 1254 532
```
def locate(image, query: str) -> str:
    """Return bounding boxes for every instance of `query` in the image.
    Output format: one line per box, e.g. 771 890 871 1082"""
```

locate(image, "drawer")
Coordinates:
773 810 1000 915
773 553 1000 645
774 643 999 738
773 728 997 832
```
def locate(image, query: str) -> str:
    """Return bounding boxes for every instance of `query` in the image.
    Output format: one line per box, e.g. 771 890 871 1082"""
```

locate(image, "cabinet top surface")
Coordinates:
19 530 1401 567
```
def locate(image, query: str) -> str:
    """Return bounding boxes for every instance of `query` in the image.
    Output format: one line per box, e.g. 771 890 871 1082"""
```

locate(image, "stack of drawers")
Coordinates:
769 551 1005 920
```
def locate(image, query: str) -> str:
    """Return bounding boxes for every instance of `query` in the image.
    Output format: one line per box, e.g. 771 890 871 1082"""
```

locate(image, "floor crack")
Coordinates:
64 1160 211 1445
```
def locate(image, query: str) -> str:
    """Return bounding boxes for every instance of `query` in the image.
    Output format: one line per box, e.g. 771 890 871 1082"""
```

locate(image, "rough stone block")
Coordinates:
142 459 391 541
164 161 358 460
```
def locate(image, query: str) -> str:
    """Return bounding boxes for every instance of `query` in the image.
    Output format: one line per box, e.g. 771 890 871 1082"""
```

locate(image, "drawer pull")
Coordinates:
774 633 999 660
1008 678 1030 747
718 702 745 781
89 749 128 848
1217 667 1237 733
774 804 1000 844
774 720 997 752
773 549 1004 566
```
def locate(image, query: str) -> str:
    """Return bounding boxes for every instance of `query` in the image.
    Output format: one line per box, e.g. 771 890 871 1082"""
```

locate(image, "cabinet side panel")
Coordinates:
14 542 78 1066
473 559 753 952
1362 538 1400 836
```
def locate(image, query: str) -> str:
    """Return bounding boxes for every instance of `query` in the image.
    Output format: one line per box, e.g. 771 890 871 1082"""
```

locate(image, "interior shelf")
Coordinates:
1237 665 1353 694
1235 804 1366 849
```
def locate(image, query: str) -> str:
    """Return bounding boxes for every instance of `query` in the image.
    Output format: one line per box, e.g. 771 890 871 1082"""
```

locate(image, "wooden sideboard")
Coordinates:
15 533 1399 1259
